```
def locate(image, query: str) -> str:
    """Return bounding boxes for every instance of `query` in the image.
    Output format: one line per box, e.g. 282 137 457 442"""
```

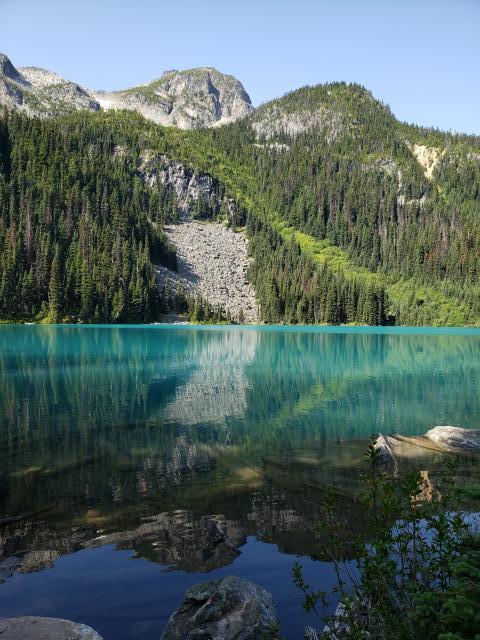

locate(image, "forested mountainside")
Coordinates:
0 113 167 322
201 84 480 325
0 79 479 325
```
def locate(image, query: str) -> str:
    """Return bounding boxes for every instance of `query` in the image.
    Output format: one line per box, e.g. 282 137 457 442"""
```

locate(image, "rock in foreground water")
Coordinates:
161 575 277 639
0 617 102 639
425 426 480 453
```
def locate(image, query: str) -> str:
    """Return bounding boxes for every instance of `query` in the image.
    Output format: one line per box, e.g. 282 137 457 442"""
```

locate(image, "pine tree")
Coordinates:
48 247 61 322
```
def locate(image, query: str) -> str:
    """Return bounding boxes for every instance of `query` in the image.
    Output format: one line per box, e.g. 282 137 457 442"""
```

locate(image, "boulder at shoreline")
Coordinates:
425 426 480 453
161 575 277 639
0 617 103 639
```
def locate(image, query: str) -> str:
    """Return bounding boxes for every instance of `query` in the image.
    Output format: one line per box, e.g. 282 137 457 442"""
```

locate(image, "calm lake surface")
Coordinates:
1 325 480 638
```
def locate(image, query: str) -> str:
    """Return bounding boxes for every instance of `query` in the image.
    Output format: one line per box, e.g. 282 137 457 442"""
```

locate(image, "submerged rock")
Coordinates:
160 575 277 639
0 617 102 639
425 426 480 453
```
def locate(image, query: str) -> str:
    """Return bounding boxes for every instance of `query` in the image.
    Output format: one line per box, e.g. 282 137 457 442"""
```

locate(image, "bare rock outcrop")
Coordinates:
252 102 345 143
409 143 445 180
140 152 221 221
372 427 480 467
161 576 277 640
139 152 257 322
93 67 253 129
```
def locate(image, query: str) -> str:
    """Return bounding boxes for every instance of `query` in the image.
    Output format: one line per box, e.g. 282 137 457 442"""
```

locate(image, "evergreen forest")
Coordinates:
1 81 479 325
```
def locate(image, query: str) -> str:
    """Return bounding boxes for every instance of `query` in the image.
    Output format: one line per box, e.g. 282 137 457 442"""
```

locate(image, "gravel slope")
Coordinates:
156 222 259 323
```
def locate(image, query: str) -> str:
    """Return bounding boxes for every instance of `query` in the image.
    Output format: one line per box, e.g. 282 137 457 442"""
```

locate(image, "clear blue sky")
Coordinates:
1 0 479 134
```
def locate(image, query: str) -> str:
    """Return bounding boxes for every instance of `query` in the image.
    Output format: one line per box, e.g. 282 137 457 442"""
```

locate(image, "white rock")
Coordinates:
425 426 480 453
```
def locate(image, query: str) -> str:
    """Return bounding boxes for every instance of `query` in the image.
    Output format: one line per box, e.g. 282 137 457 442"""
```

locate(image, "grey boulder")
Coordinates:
0 617 102 639
425 426 480 453
160 575 277 639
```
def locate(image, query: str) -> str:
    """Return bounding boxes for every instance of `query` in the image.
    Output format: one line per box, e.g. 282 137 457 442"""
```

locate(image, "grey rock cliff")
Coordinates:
0 53 252 128
161 576 277 640
140 152 220 220
252 101 345 142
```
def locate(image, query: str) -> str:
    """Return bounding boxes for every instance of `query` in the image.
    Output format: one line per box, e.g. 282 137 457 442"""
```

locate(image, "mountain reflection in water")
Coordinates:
1 325 480 638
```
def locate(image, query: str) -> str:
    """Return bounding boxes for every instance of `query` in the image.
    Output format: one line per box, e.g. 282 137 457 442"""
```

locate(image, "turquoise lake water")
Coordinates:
1 325 480 638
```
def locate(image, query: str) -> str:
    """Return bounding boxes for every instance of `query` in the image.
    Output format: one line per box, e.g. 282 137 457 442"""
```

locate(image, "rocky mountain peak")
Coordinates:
251 81 392 142
0 53 253 129
96 66 253 128
0 52 25 83
19 66 67 88
0 53 100 116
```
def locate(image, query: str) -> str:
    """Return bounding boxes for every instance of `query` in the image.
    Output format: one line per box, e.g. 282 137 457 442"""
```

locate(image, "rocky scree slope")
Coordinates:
157 221 258 323
0 53 252 128
140 152 257 322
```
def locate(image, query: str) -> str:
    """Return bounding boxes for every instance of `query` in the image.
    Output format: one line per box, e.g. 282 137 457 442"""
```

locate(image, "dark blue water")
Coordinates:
1 325 480 638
